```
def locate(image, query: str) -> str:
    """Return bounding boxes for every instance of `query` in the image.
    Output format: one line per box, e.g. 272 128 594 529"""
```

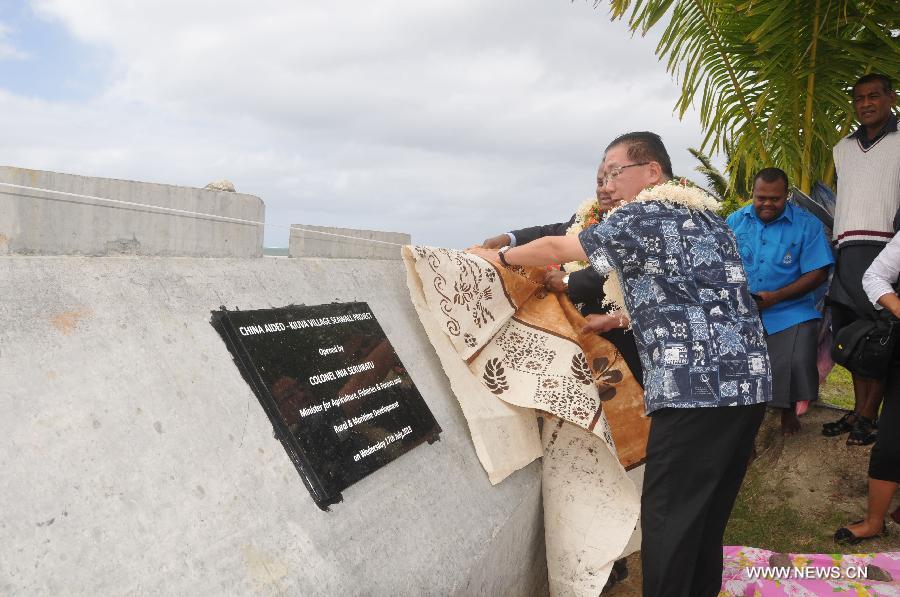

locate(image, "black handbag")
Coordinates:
832 314 898 379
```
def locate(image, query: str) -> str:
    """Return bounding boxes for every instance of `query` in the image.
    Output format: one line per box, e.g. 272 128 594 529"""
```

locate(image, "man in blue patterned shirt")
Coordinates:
471 132 770 597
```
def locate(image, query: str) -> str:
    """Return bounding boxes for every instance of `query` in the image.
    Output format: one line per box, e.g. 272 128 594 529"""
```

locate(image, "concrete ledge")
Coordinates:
0 255 546 596
0 166 264 257
289 225 409 259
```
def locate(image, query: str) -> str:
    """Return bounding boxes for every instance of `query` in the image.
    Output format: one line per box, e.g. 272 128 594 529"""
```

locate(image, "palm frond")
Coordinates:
688 147 729 200
603 0 900 193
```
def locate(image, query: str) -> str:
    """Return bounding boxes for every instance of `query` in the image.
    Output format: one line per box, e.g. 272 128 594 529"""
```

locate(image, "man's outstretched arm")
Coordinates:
481 215 576 248
470 235 587 267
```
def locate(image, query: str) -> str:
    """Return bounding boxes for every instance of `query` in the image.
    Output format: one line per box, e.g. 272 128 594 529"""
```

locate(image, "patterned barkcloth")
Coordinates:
402 245 648 597
722 546 900 596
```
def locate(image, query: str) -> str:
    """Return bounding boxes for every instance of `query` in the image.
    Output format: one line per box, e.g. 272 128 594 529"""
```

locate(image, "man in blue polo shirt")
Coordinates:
728 168 834 435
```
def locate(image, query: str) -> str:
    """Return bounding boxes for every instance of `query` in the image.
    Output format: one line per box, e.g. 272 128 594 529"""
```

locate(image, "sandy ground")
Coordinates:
750 405 899 548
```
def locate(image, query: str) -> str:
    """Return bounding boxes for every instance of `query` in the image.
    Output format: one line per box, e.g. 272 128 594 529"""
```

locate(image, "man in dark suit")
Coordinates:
481 184 638 593
481 188 643 387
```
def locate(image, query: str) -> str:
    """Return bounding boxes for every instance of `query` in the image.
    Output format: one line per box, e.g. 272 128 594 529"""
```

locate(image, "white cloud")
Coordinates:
0 22 28 60
4 0 707 247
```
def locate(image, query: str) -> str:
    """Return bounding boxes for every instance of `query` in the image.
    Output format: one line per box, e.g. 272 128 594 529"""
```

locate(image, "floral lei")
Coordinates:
607 177 720 218
599 178 721 320
562 197 605 272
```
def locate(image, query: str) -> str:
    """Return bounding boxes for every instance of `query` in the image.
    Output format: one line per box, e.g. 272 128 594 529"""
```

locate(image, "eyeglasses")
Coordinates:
599 162 650 186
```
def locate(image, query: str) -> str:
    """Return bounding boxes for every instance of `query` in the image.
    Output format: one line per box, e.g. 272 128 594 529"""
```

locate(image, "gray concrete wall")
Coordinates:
290 225 409 260
0 166 264 257
0 255 546 596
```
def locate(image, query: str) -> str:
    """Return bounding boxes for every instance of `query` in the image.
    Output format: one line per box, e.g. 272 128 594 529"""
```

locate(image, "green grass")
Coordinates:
819 365 854 410
724 466 849 553
723 372 898 554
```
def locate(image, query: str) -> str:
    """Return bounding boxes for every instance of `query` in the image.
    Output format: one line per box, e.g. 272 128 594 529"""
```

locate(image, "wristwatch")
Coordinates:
562 274 570 288
498 245 512 266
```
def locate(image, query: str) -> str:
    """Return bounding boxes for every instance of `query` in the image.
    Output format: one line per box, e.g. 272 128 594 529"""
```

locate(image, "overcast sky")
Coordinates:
0 0 709 248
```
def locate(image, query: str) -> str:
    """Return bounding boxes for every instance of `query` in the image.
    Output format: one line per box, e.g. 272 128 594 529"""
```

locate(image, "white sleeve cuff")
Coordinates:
862 232 900 308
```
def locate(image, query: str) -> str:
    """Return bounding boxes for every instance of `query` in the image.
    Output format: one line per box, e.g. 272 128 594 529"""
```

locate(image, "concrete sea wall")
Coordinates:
0 166 264 258
289 224 410 260
0 168 547 596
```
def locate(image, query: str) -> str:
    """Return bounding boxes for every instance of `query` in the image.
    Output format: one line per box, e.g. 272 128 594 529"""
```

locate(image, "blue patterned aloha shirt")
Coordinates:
579 199 772 414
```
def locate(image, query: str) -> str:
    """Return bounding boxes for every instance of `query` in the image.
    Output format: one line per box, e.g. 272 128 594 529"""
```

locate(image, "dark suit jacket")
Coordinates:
511 216 644 386
511 216 606 315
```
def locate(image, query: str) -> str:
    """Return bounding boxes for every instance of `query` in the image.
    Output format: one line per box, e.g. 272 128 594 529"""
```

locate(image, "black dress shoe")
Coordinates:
601 558 629 593
833 520 888 545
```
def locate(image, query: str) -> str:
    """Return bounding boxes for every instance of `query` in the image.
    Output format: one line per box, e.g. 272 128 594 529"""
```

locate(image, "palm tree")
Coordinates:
602 0 900 194
688 145 748 217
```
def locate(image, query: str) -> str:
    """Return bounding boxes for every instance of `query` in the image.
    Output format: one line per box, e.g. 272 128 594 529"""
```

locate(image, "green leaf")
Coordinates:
604 0 900 193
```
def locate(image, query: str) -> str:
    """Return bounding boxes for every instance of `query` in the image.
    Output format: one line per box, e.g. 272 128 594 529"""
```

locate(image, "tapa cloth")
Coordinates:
402 245 647 596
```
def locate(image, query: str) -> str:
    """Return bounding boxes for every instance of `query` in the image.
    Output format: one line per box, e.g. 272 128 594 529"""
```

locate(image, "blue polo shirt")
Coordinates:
726 202 834 334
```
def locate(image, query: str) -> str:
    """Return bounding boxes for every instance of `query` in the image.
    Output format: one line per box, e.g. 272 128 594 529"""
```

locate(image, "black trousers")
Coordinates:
641 403 766 597
602 327 644 388
870 353 900 483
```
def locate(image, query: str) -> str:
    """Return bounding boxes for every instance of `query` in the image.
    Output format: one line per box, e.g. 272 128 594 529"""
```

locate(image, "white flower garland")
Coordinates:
599 179 722 320
562 197 603 272
604 178 721 220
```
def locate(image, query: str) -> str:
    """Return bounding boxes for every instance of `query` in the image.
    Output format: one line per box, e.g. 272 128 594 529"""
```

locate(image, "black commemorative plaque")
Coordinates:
212 302 441 510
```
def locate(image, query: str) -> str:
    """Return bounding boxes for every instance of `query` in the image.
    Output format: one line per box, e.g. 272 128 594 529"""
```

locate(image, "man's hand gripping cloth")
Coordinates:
402 245 647 596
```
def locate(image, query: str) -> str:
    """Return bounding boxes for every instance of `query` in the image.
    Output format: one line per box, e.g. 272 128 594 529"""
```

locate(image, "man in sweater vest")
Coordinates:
824 73 899 445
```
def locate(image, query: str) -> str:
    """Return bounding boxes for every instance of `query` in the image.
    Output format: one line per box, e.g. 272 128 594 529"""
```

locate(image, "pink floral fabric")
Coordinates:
721 546 900 596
